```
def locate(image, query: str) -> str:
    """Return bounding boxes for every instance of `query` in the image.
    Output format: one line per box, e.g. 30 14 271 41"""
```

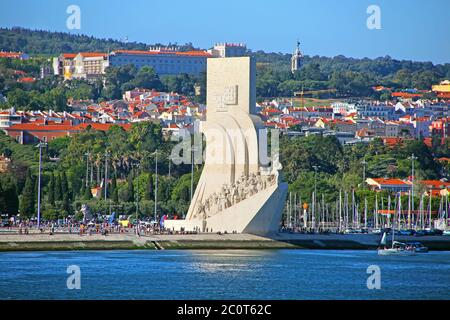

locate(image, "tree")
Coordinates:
144 172 153 200
54 172 62 201
0 175 19 215
61 171 69 198
19 170 35 218
62 193 70 216
126 173 134 203
47 172 55 206
6 182 19 215
111 175 119 203
123 66 163 91
83 184 92 200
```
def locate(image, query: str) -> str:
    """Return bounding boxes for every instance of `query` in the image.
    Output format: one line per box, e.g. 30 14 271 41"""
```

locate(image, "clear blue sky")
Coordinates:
1 0 449 64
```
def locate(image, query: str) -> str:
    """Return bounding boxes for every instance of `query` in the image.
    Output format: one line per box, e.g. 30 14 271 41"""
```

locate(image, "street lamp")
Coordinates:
84 152 91 187
312 165 320 197
361 157 367 188
104 150 110 201
132 162 141 223
36 141 47 229
409 153 418 228
312 165 320 231
152 149 160 223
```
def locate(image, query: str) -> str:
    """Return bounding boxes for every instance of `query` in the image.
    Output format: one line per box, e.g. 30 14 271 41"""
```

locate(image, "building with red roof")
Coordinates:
109 48 211 76
5 122 131 144
366 178 412 193
0 51 29 60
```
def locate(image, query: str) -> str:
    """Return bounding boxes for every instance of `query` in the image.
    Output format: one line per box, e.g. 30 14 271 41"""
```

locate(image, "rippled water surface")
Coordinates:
0 250 449 299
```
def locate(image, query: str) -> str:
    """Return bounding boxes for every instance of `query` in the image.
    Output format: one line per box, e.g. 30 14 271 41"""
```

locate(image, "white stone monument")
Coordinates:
164 57 288 235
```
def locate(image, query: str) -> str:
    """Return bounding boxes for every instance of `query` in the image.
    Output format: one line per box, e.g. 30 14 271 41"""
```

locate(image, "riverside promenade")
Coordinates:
1 231 450 251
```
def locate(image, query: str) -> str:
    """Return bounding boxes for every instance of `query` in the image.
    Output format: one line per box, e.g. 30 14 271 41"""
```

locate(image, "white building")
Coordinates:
109 49 211 76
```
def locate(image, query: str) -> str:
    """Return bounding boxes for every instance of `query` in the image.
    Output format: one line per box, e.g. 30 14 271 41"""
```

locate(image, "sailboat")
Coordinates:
378 193 416 256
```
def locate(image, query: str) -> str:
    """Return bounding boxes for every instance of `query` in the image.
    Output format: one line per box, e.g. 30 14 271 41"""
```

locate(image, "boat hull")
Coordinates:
377 249 416 256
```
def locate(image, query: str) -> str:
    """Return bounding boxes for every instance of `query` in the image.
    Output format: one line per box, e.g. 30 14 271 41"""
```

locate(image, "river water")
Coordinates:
0 249 449 300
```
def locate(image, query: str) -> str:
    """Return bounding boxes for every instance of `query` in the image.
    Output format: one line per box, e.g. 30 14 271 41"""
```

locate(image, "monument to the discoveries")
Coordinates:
164 57 288 235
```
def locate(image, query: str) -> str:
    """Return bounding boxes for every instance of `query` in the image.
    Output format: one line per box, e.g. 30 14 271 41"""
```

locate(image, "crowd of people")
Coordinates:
0 216 168 237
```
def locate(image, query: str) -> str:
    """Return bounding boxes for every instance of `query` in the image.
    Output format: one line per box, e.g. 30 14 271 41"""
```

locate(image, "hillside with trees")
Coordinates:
1 28 450 104
0 27 200 55
0 122 449 221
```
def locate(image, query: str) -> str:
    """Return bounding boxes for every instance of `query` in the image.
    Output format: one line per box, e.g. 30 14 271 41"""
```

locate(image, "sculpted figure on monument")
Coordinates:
196 201 205 219
196 171 279 220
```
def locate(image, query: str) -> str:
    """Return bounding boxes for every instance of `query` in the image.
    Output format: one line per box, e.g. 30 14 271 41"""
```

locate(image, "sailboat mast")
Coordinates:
364 197 368 229
375 193 379 229
339 189 342 231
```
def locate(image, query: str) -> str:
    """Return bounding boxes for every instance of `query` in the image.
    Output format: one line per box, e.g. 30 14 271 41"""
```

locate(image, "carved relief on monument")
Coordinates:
193 171 277 219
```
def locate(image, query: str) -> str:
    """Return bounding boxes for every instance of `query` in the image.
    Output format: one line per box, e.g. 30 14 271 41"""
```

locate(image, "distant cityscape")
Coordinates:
0 30 449 222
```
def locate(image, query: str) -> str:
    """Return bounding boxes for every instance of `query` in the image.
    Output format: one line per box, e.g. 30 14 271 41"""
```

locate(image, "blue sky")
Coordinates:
1 0 449 64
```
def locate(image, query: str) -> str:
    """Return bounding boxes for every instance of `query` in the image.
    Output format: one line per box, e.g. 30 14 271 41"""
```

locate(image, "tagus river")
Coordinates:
0 250 449 300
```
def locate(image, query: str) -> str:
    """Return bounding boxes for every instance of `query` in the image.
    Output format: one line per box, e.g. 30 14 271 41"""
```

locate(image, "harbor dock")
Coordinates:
1 232 450 251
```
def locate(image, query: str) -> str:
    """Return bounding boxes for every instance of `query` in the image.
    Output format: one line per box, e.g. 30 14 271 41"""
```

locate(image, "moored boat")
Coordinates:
378 241 416 256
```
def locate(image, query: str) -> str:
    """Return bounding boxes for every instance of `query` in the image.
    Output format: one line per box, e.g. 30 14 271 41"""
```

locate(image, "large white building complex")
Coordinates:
108 48 211 76
53 43 248 79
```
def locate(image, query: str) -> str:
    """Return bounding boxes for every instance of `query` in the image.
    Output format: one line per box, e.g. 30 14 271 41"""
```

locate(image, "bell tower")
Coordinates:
291 41 304 74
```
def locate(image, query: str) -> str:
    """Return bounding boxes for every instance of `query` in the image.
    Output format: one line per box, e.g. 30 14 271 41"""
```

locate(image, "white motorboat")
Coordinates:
378 241 416 256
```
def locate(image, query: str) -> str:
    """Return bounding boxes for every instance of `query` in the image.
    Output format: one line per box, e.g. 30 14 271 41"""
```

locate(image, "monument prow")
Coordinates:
164 57 288 235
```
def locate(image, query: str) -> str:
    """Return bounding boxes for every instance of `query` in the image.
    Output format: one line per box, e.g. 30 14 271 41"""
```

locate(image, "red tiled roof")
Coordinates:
0 52 23 58
112 50 211 57
78 52 107 58
6 123 79 131
6 122 132 132
392 92 423 98
371 178 410 186
263 108 282 114
17 77 35 83
63 53 77 59
77 123 132 131
419 180 450 189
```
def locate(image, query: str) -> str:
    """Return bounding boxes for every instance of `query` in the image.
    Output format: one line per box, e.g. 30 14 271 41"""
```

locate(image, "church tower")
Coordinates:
291 41 303 74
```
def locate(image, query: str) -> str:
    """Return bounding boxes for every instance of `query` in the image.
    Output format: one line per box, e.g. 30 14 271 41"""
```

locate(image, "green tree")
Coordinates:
83 184 92 200
54 172 62 201
144 172 153 200
47 172 55 206
19 170 35 218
